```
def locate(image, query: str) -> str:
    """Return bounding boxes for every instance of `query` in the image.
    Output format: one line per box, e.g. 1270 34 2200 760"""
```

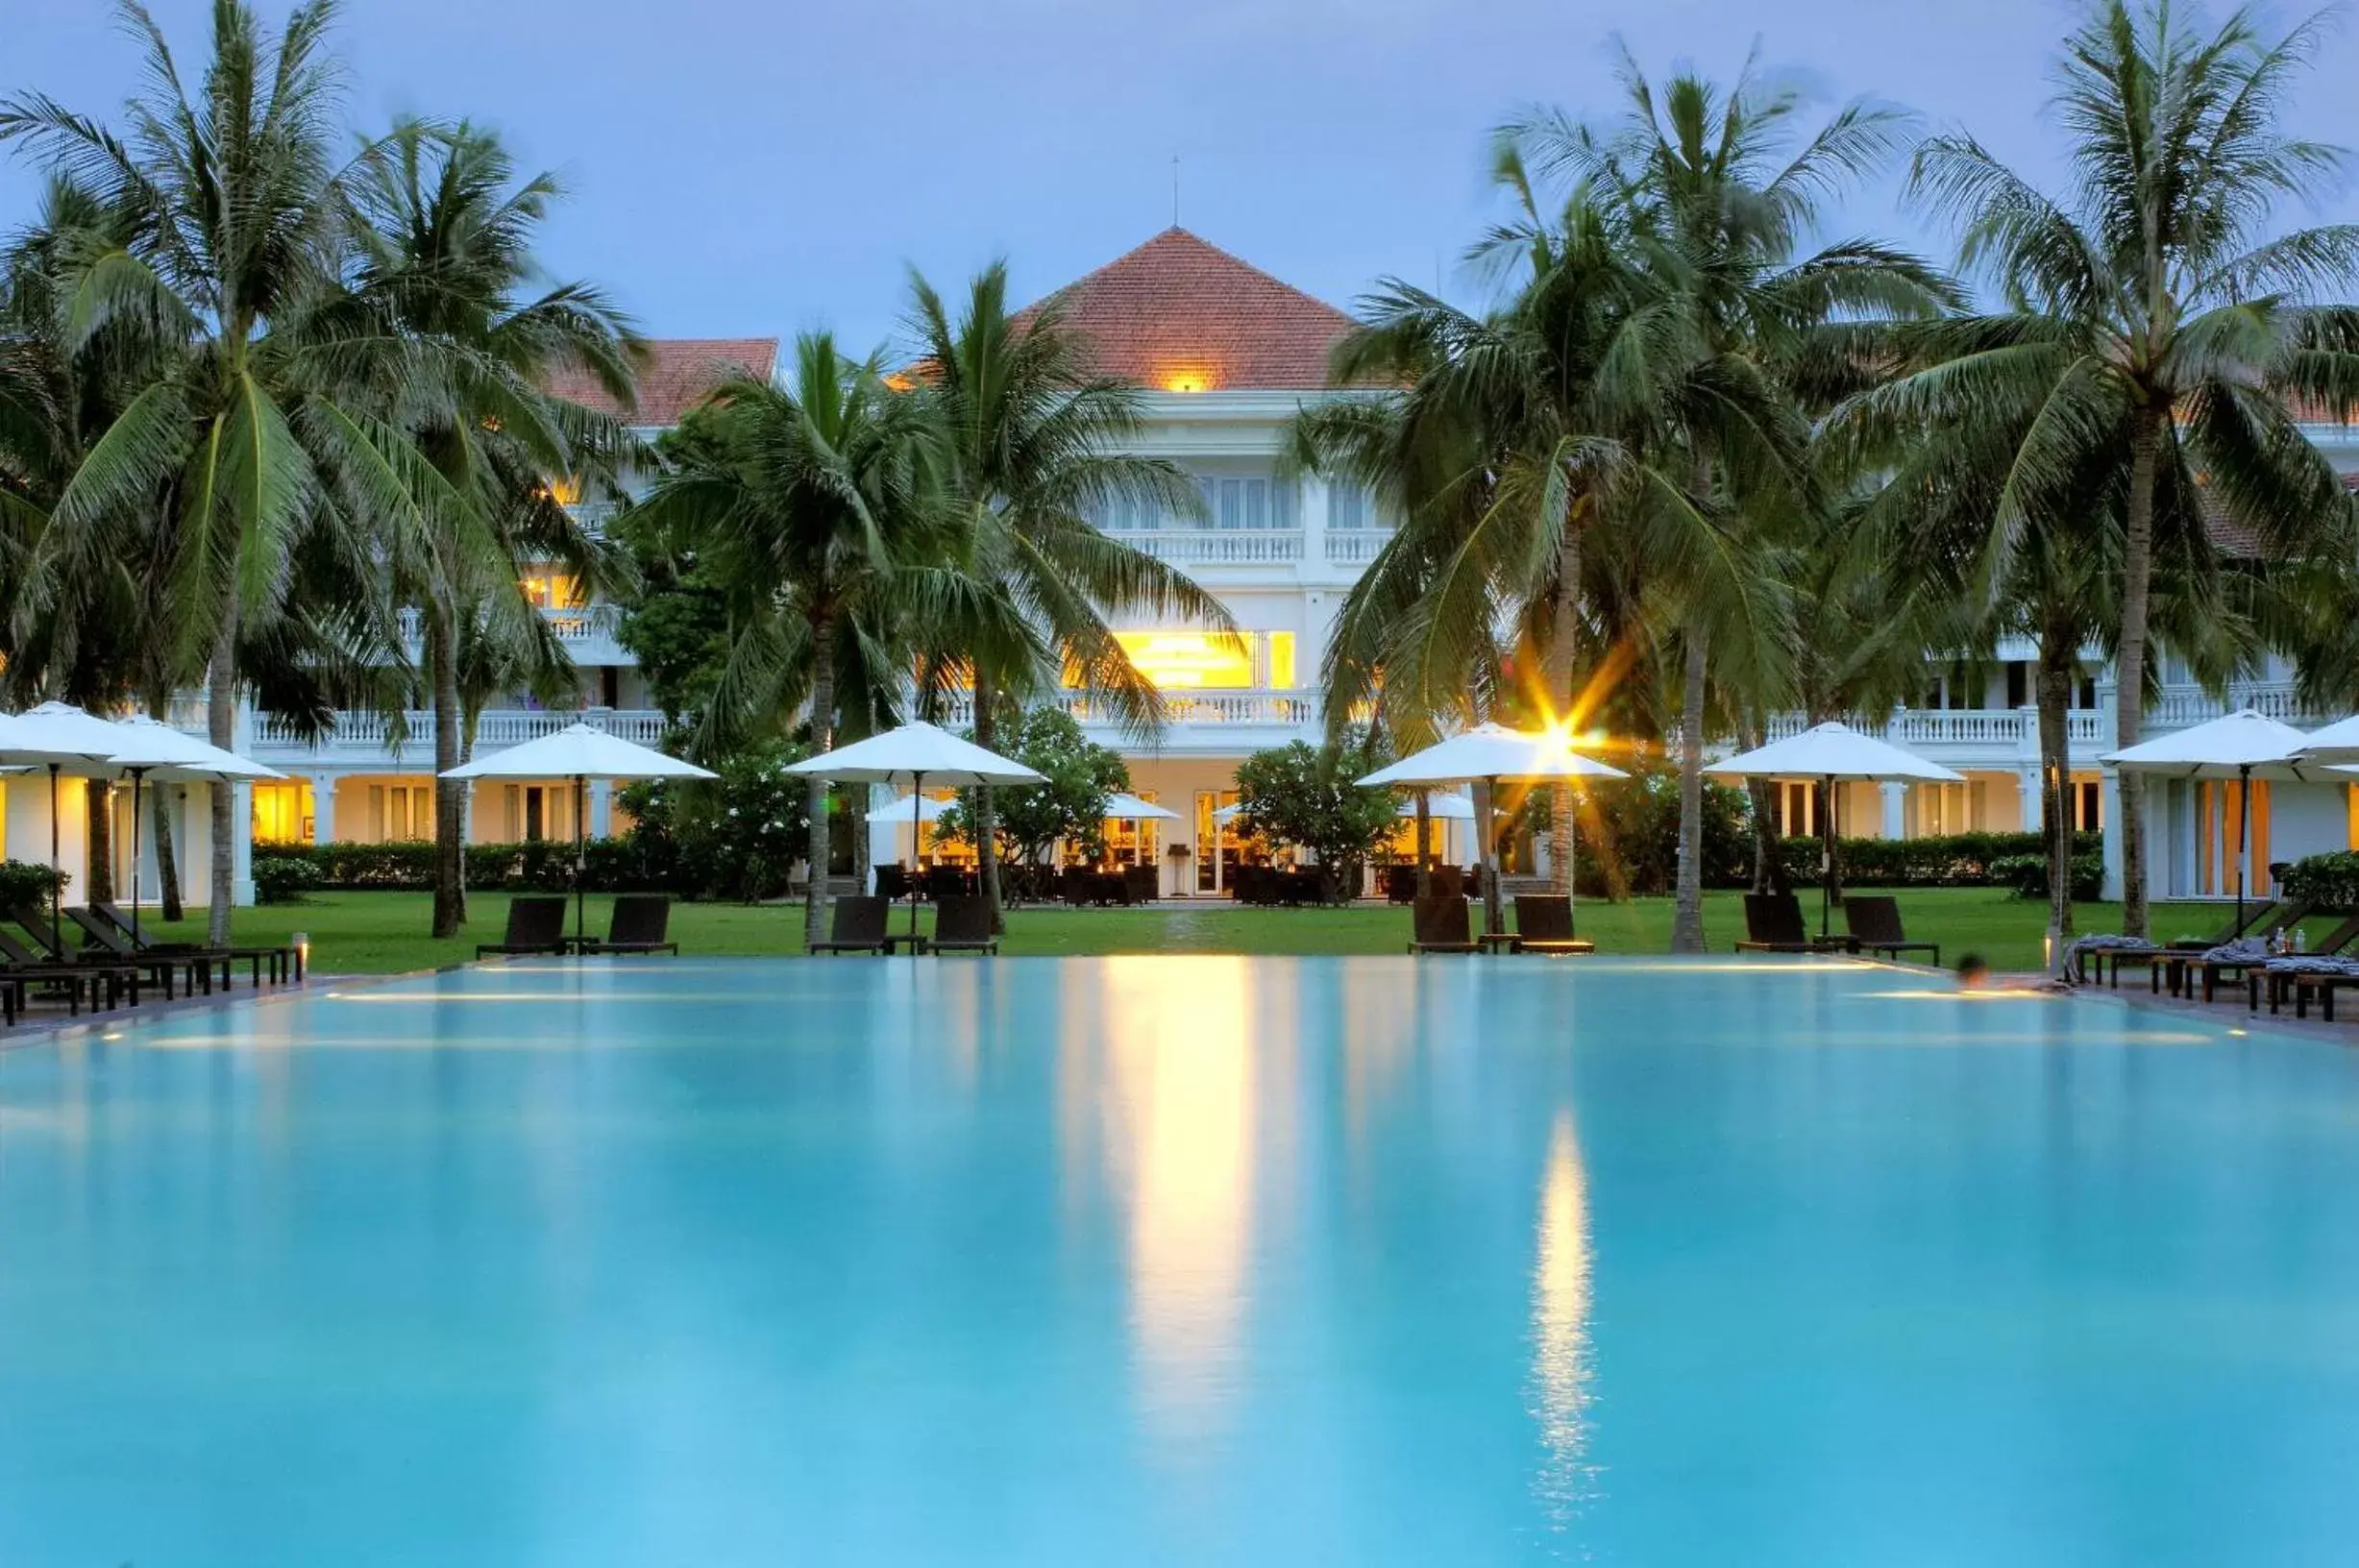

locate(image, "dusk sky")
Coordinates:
9 0 2359 351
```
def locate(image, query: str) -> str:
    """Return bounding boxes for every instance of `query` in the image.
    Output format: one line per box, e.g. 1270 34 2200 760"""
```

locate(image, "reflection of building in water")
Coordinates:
1530 1110 1593 1522
1098 959 1256 1451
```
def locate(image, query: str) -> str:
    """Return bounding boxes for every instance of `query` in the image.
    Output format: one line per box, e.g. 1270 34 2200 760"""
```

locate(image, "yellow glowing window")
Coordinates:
547 475 582 506
1114 630 1256 690
250 781 314 845
521 573 581 609
1268 631 1296 690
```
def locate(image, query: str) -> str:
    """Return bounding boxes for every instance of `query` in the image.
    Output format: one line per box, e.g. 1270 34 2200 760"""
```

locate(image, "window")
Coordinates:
1331 484 1367 530
368 783 433 843
2073 780 2102 831
2004 662 2029 709
1113 630 1256 689
1267 631 1297 690
520 573 580 609
250 781 313 845
1198 474 1296 530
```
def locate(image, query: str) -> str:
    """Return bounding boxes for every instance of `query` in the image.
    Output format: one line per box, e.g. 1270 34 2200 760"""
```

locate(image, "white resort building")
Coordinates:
27 229 2359 907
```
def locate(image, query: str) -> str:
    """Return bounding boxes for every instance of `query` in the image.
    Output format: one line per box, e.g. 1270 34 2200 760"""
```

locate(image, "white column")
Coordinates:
588 778 612 838
309 772 337 845
2015 766 2042 835
230 780 255 906
1880 781 1905 841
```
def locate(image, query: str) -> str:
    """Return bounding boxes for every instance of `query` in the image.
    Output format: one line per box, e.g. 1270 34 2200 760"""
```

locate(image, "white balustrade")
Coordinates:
245 707 667 761
1323 529 1390 566
1104 527 1304 566
925 689 1318 731
397 602 622 647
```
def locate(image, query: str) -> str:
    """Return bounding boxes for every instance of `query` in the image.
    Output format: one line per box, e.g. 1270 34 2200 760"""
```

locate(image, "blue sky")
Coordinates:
8 0 2359 350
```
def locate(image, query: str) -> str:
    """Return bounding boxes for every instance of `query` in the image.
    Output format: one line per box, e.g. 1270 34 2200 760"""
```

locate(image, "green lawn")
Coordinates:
207 886 2308 975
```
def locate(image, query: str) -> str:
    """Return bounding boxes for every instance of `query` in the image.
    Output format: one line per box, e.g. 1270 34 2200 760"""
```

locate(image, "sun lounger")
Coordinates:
92 900 297 983
1735 893 1855 955
928 894 997 955
2264 956 2359 1020
1408 894 1479 954
811 894 894 955
2106 899 2310 990
63 906 253 990
566 894 678 956
12 904 199 998
0 925 141 1015
476 895 570 959
1839 895 1940 966
2244 916 2359 1011
1506 894 1595 956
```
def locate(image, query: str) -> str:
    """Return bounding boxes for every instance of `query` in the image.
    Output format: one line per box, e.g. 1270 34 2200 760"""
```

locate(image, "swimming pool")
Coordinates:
0 956 2351 1564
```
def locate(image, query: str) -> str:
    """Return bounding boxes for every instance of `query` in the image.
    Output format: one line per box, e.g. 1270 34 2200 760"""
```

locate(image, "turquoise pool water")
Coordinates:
0 956 2353 1563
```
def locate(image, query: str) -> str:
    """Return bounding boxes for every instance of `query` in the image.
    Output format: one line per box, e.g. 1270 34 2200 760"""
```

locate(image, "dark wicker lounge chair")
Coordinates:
92 899 294 983
2103 898 2305 990
1735 893 1855 954
1408 894 1479 954
1509 894 1595 956
811 894 894 955
14 904 202 997
1840 895 1940 966
0 925 140 1015
568 894 678 956
2244 916 2359 1011
476 895 570 959
929 894 997 955
67 906 252 990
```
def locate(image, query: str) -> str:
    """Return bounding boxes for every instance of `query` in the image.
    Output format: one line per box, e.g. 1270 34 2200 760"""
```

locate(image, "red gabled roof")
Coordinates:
1013 228 1355 392
545 337 779 428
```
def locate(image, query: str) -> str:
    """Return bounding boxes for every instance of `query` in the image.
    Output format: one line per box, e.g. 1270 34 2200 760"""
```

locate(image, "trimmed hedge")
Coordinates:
254 839 688 894
1987 852 2104 901
2278 851 2359 911
0 858 65 909
251 856 324 904
1776 831 2102 889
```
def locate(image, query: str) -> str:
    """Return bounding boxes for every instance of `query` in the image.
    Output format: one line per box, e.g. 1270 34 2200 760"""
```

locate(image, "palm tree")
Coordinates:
1898 0 2359 937
345 118 641 937
1496 47 1954 950
632 335 943 945
904 262 1231 928
0 0 488 942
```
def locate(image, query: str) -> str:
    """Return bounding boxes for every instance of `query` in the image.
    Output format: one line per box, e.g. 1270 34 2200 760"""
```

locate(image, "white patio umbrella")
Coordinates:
445 722 715 947
1708 722 1966 937
103 715 283 942
1103 792 1180 821
2104 708 2324 929
787 721 1044 949
0 702 136 952
1357 723 1627 936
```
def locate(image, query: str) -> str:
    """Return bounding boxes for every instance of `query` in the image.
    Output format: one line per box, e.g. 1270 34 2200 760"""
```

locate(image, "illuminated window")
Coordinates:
1114 630 1257 689
250 781 314 845
520 573 581 609
1268 631 1296 690
547 475 582 506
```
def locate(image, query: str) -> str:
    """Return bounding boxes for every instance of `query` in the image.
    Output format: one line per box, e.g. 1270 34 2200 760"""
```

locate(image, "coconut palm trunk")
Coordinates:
803 613 838 947
206 616 238 945
156 786 183 923
1744 714 1786 895
2115 406 2162 938
84 779 113 904
1670 632 1709 952
428 600 468 937
1413 795 1433 898
1546 527 1583 897
2037 615 2079 966
972 687 1004 933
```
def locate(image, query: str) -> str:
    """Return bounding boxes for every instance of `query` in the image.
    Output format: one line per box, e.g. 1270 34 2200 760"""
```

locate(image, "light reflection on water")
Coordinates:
1530 1110 1595 1529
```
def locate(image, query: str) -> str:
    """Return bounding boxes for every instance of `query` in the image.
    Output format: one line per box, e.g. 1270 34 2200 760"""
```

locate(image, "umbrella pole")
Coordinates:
47 762 61 955
910 772 924 954
129 769 142 944
2238 762 2251 934
575 773 587 950
1822 772 1835 939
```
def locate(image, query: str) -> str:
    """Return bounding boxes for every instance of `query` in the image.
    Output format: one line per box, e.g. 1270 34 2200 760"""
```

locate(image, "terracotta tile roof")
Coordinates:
1013 228 1355 392
544 337 779 429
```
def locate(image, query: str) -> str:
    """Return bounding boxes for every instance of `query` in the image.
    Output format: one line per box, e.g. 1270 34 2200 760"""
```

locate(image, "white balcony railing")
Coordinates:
1324 528 1391 566
244 707 668 763
2148 681 2322 728
1105 527 1304 566
395 602 623 648
935 689 1318 730
1769 690 2298 752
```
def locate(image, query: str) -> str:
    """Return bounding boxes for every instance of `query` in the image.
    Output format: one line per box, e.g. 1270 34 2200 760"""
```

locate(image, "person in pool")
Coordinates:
1954 952 1992 991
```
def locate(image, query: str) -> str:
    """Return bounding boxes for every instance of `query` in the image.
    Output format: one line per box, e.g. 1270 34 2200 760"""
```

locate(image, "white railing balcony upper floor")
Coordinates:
1103 527 1304 566
1766 681 2328 762
936 688 1320 732
1322 528 1389 567
195 706 671 767
395 601 625 649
